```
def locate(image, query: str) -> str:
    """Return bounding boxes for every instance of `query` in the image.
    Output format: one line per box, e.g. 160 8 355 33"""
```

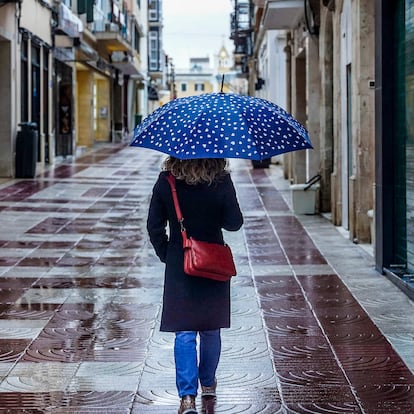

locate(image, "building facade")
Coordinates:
232 0 414 296
0 0 151 178
233 0 375 242
174 57 215 99
0 0 54 176
147 0 163 114
376 0 414 295
231 2 406 270
172 47 247 102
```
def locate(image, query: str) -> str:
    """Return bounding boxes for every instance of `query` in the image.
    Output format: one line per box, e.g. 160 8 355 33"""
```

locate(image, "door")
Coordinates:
341 0 352 230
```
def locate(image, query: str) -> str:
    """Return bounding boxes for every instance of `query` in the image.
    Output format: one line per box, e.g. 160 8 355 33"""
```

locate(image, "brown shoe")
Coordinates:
201 395 216 414
178 395 197 414
201 378 217 397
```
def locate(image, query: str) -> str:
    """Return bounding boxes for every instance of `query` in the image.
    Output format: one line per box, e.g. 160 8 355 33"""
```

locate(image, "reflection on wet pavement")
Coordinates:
0 144 413 412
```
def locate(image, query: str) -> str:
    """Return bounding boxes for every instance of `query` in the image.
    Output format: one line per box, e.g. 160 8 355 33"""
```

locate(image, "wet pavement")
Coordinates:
0 144 413 413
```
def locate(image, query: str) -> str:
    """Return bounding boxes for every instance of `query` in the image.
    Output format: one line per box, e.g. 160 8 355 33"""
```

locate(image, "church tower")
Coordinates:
216 45 232 73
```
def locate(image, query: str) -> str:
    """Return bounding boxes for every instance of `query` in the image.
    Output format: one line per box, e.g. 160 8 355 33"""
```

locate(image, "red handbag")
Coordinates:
166 174 237 282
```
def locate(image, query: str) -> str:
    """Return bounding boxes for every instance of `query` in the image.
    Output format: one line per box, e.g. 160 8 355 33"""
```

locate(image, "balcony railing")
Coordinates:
230 0 253 76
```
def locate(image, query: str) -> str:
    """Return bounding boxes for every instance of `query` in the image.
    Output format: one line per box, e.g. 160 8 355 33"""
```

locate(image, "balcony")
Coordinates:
110 51 143 77
230 1 251 37
56 3 83 38
75 38 99 62
93 20 131 55
262 0 303 30
230 1 252 55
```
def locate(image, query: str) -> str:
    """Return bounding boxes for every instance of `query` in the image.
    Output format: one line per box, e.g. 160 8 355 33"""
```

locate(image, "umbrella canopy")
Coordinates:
131 92 313 160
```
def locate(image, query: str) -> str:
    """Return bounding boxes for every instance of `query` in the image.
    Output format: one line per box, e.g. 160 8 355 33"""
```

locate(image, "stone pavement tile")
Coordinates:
0 362 78 392
0 146 413 412
0 391 135 412
0 319 46 339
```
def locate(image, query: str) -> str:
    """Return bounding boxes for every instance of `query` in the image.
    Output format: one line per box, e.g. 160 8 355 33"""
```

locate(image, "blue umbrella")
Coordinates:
131 92 313 160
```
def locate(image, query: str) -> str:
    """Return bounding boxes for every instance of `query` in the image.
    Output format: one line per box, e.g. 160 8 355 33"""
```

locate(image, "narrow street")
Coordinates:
0 144 413 413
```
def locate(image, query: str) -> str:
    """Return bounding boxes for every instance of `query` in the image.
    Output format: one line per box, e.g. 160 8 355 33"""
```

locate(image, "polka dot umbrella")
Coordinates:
131 92 313 160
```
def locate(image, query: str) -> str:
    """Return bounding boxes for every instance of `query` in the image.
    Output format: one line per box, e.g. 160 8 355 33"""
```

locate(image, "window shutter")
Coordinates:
78 0 94 22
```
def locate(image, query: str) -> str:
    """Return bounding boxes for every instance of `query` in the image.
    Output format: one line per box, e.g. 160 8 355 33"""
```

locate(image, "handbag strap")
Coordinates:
166 173 189 243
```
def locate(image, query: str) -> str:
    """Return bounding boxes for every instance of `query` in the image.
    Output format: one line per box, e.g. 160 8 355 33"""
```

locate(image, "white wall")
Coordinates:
0 6 18 177
20 0 53 45
257 30 287 109
340 0 352 230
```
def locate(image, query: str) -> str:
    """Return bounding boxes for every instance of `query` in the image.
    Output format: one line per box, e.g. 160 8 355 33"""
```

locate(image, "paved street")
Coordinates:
0 144 413 413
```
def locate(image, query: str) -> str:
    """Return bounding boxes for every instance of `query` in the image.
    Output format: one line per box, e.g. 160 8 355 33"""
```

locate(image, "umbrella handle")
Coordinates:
220 74 224 93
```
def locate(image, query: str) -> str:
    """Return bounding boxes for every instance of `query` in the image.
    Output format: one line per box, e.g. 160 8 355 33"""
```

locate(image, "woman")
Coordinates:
147 156 243 414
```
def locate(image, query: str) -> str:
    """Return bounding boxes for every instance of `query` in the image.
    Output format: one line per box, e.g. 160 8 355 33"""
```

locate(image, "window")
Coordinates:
134 26 140 53
181 83 187 92
78 0 94 22
43 48 49 161
31 43 41 129
148 0 158 21
194 83 205 92
148 30 159 71
31 42 41 161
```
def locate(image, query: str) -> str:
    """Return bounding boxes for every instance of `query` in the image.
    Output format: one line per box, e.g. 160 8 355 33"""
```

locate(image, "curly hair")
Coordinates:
162 157 229 185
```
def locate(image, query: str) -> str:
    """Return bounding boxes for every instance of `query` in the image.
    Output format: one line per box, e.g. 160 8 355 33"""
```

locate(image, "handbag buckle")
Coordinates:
179 218 186 232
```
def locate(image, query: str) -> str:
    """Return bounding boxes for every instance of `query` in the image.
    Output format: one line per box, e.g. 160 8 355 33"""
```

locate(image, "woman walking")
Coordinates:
147 156 243 414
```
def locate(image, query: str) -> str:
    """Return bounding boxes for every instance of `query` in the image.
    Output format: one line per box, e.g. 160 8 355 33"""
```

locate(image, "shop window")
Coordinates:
31 43 41 130
55 60 73 157
194 83 205 92
390 0 407 268
43 48 49 162
21 38 28 122
30 42 41 162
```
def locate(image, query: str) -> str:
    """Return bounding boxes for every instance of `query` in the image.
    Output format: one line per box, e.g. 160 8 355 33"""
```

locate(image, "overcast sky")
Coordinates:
162 0 233 69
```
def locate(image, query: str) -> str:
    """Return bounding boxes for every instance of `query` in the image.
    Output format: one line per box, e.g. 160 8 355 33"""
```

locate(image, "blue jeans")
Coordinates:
174 330 221 397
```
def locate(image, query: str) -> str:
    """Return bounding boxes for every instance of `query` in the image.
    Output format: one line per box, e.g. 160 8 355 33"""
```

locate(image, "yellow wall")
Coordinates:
175 80 214 99
76 70 111 146
76 70 93 147
95 79 111 142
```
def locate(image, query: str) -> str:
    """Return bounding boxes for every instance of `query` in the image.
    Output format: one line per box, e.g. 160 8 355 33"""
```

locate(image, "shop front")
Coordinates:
376 0 414 296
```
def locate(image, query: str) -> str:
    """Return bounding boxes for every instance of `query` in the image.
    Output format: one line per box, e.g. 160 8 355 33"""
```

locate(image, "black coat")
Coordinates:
147 171 243 332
